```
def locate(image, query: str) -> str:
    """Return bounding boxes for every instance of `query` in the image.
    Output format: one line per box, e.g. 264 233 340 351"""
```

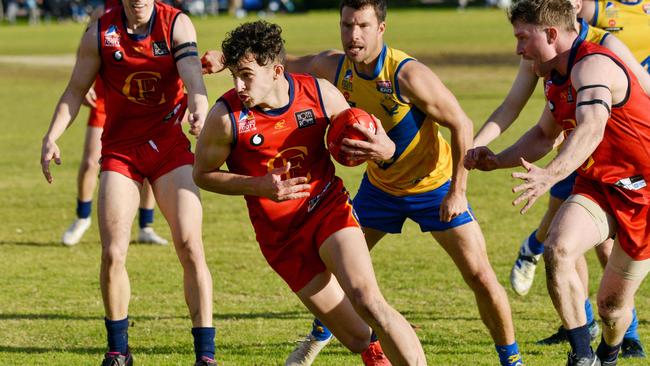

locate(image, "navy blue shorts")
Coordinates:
550 172 578 200
352 175 475 234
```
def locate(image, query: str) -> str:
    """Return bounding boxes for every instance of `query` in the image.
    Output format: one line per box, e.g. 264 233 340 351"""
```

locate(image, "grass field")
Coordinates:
1 7 649 366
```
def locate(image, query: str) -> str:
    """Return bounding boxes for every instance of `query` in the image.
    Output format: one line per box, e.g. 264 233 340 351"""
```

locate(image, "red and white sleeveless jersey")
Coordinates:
544 39 650 201
221 73 337 237
98 1 186 152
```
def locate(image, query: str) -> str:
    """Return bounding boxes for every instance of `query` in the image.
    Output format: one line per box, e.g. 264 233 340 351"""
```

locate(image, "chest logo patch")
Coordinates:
250 133 264 146
295 109 316 129
104 25 121 47
152 41 170 56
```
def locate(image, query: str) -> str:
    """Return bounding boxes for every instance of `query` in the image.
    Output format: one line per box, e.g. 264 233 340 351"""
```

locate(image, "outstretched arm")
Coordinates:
41 22 101 183
465 105 561 172
473 59 539 147
202 48 344 84
284 50 343 83
511 55 619 213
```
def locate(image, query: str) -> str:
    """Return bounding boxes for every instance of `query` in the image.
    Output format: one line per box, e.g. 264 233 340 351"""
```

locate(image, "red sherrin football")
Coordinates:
327 107 377 167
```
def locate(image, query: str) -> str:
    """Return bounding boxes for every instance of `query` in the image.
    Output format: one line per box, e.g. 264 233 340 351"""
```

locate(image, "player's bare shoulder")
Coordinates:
394 59 443 104
312 49 345 82
314 77 349 117
202 100 235 145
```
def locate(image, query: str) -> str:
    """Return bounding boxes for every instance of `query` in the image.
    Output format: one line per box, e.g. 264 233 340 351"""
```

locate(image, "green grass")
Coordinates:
1 8 649 366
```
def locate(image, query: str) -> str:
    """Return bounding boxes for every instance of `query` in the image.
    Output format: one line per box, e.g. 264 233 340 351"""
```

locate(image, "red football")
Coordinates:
327 107 377 167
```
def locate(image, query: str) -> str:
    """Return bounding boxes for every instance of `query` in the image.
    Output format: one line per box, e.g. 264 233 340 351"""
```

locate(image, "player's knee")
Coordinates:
348 288 388 325
101 245 127 268
597 292 625 321
175 240 206 267
463 264 497 292
543 239 571 269
81 156 100 173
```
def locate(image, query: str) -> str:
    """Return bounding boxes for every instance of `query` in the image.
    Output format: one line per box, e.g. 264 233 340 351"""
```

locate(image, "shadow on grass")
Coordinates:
0 240 62 247
0 310 306 322
0 341 295 355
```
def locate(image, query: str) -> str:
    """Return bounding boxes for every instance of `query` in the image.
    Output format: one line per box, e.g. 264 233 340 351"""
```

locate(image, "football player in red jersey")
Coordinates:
62 0 169 247
465 0 650 365
193 20 426 365
39 0 216 364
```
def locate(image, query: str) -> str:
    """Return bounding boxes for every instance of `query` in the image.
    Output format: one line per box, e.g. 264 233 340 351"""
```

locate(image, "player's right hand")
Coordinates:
201 50 226 74
260 162 311 202
41 138 62 184
187 112 204 136
464 146 499 171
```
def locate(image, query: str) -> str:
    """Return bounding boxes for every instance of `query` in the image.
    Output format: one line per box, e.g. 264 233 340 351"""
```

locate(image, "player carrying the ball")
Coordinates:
282 0 523 364
201 2 523 365
193 20 426 365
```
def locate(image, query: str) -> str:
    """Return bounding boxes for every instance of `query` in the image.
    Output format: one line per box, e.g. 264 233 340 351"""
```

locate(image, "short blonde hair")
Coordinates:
508 0 576 32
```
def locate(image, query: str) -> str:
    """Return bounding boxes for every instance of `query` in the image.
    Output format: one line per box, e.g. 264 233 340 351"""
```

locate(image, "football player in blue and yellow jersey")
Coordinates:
281 0 523 365
471 0 650 357
583 0 650 69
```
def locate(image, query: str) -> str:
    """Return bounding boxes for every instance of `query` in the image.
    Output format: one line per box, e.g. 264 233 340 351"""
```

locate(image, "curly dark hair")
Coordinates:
339 0 387 22
221 21 286 68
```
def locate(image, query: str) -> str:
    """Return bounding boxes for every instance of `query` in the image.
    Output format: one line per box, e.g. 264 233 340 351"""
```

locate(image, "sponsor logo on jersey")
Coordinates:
105 25 121 47
295 109 316 129
163 102 182 122
250 133 264 146
238 111 257 133
272 119 289 134
566 88 574 103
132 45 146 55
342 69 353 92
605 26 623 32
380 96 399 116
376 80 393 94
152 41 170 56
615 175 647 191
307 180 332 212
605 2 619 18
643 3 650 14
113 50 123 61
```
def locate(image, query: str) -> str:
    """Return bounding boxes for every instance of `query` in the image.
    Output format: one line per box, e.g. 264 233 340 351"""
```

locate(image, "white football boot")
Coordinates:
137 227 168 245
285 333 333 366
62 217 92 246
510 237 542 296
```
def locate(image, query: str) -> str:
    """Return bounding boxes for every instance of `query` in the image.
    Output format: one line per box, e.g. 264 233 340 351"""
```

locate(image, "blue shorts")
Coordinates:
352 175 475 234
550 172 578 200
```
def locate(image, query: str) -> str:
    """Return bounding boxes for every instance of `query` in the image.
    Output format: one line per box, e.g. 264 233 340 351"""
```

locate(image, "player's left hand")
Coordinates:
187 112 204 136
440 190 468 222
340 115 395 164
512 158 554 214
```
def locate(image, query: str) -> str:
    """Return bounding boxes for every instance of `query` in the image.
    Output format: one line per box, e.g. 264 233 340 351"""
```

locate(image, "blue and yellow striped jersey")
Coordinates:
591 0 650 70
334 45 452 196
